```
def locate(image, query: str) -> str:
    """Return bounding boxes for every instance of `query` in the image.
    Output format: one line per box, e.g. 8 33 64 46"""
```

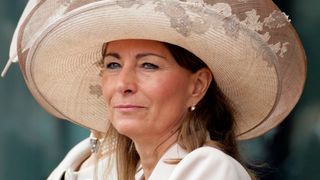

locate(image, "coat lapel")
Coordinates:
135 144 188 180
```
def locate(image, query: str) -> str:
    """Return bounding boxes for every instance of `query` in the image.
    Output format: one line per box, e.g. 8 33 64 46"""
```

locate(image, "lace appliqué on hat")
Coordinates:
244 10 291 60
223 15 240 38
242 9 263 32
153 0 291 61
89 84 103 98
264 10 291 29
270 42 290 58
154 1 234 36
111 0 292 63
115 0 150 8
116 0 143 8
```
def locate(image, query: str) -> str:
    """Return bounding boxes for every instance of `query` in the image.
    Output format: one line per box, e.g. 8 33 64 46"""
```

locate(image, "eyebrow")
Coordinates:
104 52 166 60
104 53 120 59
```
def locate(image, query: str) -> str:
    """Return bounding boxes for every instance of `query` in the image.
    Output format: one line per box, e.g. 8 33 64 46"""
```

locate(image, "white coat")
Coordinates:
48 138 251 180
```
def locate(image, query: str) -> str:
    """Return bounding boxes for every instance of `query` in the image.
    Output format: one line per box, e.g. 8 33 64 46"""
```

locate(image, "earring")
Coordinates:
190 105 196 112
90 137 100 154
89 133 104 154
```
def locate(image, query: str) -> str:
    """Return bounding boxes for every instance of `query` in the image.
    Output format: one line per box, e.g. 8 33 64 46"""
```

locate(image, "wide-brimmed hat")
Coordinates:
2 0 306 140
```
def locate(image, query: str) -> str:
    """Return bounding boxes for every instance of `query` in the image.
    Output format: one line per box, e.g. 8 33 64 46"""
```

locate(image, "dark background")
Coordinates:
0 0 319 179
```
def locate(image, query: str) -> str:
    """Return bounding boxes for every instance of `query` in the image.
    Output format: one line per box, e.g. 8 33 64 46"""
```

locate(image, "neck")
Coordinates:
133 131 178 180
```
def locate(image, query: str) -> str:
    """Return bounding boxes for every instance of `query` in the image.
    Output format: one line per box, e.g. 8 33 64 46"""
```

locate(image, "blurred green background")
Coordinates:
0 0 319 179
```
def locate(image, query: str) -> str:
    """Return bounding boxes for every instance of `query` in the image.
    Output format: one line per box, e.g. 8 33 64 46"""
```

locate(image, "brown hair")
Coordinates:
101 41 253 180
165 43 240 159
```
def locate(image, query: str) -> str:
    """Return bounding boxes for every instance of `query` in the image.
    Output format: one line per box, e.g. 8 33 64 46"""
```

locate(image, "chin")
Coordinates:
112 120 141 138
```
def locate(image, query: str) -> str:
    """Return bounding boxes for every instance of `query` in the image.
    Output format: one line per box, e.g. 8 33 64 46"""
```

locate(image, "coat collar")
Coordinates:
135 143 189 180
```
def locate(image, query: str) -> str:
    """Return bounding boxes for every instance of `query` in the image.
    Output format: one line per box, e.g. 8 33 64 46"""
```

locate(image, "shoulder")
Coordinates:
182 146 241 167
47 138 91 180
169 146 251 180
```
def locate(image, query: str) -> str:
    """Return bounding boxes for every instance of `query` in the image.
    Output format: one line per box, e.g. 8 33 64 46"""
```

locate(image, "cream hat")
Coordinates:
2 0 306 140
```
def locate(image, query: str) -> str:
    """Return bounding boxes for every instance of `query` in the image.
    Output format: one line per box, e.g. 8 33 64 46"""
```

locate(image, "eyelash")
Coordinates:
105 62 121 69
141 63 159 69
104 62 159 70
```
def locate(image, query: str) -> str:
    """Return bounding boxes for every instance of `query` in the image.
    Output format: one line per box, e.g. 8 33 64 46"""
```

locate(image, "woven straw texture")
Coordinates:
15 0 306 140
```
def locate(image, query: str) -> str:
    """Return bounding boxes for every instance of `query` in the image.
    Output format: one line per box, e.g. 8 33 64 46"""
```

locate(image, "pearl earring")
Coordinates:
190 105 196 111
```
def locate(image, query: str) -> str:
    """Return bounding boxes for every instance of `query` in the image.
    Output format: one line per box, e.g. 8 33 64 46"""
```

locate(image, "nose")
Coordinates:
116 65 137 95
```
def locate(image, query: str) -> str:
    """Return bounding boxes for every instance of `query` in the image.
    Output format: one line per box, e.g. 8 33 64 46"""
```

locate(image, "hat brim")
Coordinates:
18 0 306 140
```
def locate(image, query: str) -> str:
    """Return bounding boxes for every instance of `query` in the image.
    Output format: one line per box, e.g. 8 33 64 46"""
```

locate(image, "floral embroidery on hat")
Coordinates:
116 0 150 8
155 1 193 35
89 84 103 98
264 10 291 29
155 0 186 18
210 3 232 17
269 42 290 58
170 15 193 36
152 0 292 60
279 42 290 58
116 0 140 8
113 0 292 60
154 1 234 37
223 15 240 38
259 32 271 42
241 9 263 32
191 16 211 34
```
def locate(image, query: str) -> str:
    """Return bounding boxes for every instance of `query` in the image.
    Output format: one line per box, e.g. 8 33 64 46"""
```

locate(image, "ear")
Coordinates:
188 68 212 106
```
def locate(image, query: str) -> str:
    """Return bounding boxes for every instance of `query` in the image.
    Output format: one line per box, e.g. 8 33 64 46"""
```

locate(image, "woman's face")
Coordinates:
101 39 197 139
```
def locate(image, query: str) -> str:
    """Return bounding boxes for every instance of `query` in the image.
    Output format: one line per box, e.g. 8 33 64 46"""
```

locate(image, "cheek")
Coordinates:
101 76 119 125
148 72 192 112
101 75 114 104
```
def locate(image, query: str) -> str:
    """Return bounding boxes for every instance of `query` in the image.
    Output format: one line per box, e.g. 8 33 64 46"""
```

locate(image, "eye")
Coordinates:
105 62 121 69
141 63 159 69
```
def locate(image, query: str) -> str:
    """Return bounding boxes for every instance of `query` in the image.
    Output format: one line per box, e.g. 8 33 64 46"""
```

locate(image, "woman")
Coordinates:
99 39 253 179
2 0 306 179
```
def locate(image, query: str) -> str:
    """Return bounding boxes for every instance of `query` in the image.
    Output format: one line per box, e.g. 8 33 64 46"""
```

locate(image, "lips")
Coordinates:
113 104 146 112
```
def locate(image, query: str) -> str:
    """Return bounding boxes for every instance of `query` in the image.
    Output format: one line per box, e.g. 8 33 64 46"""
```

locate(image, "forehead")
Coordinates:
106 39 169 54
